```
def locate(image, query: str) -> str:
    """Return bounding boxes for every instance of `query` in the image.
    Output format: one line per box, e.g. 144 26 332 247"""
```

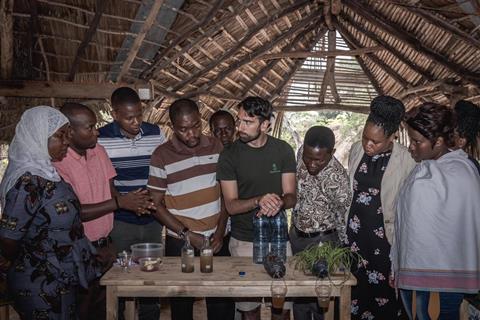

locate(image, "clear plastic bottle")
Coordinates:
253 212 270 264
270 210 288 262
181 235 194 273
200 235 213 273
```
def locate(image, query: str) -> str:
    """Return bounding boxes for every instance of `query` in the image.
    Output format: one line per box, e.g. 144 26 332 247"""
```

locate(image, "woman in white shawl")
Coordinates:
391 103 480 320
0 106 99 320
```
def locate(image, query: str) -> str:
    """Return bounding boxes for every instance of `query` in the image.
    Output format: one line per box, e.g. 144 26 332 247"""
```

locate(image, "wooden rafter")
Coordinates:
397 2 480 50
141 0 225 79
116 0 165 82
241 24 325 99
171 0 311 93
67 0 106 81
142 1 254 80
339 12 434 82
0 0 13 79
343 0 480 87
336 22 410 90
256 46 383 60
185 10 321 99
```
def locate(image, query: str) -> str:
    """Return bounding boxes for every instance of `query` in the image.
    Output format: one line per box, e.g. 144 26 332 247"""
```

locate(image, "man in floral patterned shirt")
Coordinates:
289 126 352 320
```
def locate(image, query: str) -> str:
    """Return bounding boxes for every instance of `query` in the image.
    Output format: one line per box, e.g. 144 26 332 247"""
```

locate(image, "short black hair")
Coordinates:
168 98 199 124
239 96 273 122
406 102 455 147
367 95 405 137
454 100 480 155
111 87 140 109
209 110 235 129
304 126 335 152
60 102 95 125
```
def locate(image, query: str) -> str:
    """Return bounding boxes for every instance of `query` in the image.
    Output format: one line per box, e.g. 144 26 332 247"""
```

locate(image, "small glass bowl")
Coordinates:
139 257 162 272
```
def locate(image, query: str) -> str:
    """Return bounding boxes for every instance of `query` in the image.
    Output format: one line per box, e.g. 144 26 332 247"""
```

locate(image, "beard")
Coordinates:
239 130 261 144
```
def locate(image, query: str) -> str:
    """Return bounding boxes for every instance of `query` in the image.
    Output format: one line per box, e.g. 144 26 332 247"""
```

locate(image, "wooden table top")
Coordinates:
100 256 356 287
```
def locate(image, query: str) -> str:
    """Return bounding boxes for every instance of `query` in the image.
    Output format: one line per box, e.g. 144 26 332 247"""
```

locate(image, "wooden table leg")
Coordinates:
324 300 334 320
340 285 351 320
125 298 135 320
106 286 118 320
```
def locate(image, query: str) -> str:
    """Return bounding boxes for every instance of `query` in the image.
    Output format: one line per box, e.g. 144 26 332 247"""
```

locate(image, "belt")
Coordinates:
294 226 336 238
91 236 112 248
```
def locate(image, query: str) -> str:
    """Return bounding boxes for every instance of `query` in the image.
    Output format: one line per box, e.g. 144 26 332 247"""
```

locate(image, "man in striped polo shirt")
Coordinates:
98 87 165 320
148 99 234 320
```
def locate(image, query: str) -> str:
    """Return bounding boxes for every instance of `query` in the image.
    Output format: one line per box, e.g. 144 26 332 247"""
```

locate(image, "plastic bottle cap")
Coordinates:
239 271 246 277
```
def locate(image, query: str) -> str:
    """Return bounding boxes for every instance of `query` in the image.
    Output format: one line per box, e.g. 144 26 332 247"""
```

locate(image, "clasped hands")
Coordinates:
118 189 156 216
256 193 283 217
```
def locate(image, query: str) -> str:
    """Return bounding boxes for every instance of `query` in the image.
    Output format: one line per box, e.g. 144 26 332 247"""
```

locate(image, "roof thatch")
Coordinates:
1 0 480 142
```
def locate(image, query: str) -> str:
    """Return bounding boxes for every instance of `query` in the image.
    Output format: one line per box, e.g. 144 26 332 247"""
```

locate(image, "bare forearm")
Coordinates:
80 199 117 222
281 193 296 210
153 205 185 234
225 196 260 215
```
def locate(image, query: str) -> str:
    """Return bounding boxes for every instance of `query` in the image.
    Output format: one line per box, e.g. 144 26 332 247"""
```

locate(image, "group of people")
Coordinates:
0 88 478 320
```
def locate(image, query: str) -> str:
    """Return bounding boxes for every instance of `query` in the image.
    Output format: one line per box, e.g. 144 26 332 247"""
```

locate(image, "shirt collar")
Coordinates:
67 146 97 161
171 134 210 153
112 121 144 140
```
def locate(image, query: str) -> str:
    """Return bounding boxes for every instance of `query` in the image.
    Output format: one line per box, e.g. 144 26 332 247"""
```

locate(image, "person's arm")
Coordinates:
149 190 204 249
220 180 282 217
279 172 296 210
331 171 352 244
210 196 228 253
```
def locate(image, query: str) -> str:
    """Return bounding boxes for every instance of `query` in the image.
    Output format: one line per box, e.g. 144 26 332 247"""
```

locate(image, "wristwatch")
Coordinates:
178 227 189 240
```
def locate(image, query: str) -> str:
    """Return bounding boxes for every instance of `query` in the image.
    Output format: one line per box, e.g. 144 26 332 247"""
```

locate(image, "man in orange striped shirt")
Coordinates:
148 99 234 320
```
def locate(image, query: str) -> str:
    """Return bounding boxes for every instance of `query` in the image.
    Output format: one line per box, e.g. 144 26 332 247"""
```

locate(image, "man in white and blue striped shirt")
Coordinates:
98 87 165 320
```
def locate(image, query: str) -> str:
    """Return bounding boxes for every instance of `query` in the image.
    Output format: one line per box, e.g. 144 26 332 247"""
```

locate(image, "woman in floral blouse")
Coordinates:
0 106 99 320
346 96 416 319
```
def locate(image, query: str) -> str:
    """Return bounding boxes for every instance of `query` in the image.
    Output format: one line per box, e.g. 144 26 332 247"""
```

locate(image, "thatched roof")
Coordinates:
1 0 480 142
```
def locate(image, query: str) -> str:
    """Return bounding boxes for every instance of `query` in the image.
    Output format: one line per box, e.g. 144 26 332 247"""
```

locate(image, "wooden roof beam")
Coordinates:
185 10 321 99
0 80 153 100
241 24 326 99
392 1 480 50
171 0 312 92
67 0 106 81
142 0 254 79
274 103 369 113
116 0 165 82
0 0 13 79
343 0 480 87
338 12 434 82
336 21 410 91
256 46 384 60
142 0 225 79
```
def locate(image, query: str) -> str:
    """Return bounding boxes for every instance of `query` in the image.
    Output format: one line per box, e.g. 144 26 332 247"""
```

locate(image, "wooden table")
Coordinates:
100 257 356 320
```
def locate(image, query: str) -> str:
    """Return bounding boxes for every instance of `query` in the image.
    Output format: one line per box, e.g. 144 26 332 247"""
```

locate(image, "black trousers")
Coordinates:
166 234 235 320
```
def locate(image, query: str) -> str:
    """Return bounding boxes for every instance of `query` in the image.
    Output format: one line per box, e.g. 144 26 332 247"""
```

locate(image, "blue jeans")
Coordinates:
400 289 464 320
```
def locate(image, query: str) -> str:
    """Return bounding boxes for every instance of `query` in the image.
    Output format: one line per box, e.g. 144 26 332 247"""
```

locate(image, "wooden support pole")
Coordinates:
343 0 480 87
117 0 165 82
319 29 340 103
171 0 311 92
0 0 14 79
67 0 106 81
0 80 155 100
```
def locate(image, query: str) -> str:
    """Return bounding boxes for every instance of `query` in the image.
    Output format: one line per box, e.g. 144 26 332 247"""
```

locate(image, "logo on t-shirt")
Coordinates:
269 163 281 174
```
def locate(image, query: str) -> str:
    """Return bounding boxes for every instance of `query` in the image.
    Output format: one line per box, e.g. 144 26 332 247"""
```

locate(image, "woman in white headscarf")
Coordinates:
0 106 99 320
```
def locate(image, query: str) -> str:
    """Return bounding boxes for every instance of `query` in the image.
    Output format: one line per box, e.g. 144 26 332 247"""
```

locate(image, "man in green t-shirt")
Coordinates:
217 96 296 319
